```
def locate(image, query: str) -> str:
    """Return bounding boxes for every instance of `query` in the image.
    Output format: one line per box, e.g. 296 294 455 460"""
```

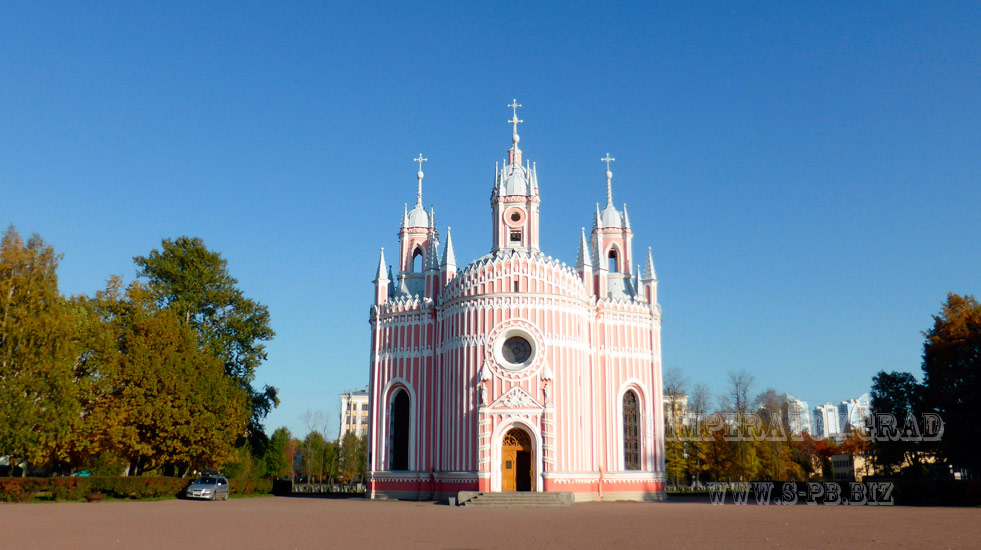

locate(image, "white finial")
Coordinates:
508 99 523 145
413 154 428 207
601 153 615 207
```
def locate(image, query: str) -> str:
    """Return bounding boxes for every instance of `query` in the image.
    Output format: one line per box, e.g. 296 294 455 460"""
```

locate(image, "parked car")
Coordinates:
185 476 230 501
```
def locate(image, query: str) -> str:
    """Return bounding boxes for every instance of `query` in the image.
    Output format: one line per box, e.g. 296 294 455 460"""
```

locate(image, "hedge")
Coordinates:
0 477 274 502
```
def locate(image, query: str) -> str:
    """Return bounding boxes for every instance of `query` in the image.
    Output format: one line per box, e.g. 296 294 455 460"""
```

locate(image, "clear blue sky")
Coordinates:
3 2 978 438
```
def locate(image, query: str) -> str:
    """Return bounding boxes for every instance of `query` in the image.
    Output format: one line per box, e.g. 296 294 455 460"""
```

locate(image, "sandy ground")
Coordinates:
1 496 979 550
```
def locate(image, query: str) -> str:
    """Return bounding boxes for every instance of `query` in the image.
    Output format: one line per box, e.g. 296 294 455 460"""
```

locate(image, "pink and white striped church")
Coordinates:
367 101 665 502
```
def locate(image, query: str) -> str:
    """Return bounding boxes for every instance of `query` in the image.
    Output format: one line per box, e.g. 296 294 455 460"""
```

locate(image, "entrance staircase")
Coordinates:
456 491 574 508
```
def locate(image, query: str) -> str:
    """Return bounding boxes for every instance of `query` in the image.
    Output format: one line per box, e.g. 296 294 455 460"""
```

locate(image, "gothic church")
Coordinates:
367 101 665 501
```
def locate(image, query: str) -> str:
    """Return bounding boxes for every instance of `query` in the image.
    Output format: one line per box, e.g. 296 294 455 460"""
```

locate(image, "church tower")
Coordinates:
590 154 635 299
396 155 440 299
491 100 540 254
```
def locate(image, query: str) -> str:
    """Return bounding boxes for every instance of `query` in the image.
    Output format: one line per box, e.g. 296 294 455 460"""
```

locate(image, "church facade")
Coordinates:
367 102 665 502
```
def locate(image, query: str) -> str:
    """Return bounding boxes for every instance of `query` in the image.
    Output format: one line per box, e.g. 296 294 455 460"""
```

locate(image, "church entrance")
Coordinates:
501 428 533 492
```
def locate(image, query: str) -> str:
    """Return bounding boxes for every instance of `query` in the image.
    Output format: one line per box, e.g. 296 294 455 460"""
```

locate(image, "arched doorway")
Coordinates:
390 389 410 470
501 428 533 492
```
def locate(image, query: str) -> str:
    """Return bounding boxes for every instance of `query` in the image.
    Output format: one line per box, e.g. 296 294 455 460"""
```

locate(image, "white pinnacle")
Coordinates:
576 227 592 268
375 247 388 282
442 226 457 268
644 246 657 280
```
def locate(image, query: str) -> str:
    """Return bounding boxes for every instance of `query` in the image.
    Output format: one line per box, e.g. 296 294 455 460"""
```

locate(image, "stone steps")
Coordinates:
456 491 574 508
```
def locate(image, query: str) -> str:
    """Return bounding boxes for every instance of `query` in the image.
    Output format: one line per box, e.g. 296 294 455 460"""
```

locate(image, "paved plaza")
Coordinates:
2 496 978 549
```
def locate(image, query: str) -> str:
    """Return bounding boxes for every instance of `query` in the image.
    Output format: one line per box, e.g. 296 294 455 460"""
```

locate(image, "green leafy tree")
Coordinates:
0 226 85 474
922 293 981 474
869 370 923 475
300 431 329 481
76 279 250 475
134 237 278 448
265 427 295 478
339 432 367 484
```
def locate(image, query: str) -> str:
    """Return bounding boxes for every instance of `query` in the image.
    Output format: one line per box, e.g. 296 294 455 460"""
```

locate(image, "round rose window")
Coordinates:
501 336 532 365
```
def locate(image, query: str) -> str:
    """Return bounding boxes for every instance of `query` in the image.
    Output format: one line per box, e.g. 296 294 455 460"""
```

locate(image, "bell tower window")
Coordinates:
411 248 423 272
608 248 619 273
510 230 522 243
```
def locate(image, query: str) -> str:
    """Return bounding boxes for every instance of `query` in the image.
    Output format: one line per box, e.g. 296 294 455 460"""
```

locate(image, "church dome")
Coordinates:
499 164 530 196
599 203 623 228
406 204 429 227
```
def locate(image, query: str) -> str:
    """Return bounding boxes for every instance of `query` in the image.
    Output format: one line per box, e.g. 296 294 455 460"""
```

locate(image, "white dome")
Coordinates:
500 164 529 196
600 204 623 228
406 204 429 227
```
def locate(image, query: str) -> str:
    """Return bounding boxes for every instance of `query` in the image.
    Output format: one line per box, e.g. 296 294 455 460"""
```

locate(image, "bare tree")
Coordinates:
663 367 688 398
688 383 712 416
727 369 755 414
301 409 331 439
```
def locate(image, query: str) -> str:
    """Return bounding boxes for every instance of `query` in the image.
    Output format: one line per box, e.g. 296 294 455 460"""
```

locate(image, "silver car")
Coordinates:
185 476 230 501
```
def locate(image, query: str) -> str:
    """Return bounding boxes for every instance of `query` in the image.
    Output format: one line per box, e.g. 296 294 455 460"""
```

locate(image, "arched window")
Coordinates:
623 390 640 470
390 389 410 470
411 248 423 273
608 248 619 273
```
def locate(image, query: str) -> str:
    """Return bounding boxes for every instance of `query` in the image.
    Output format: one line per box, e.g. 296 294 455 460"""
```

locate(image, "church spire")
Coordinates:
507 99 523 166
414 154 428 208
601 153 615 208
402 203 409 228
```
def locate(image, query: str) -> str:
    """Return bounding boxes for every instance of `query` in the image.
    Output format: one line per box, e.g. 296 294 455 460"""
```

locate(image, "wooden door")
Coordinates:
501 428 532 492
502 449 517 492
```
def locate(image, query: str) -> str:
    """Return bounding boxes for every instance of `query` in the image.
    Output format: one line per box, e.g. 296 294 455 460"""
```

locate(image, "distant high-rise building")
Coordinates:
812 403 841 437
838 393 871 432
784 394 811 435
340 388 370 439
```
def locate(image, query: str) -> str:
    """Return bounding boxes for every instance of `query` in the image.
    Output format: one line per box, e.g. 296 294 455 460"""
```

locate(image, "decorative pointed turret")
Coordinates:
442 227 457 269
576 227 591 268
373 247 389 305
623 204 631 230
402 203 409 228
427 236 440 271
441 226 457 286
643 246 657 281
375 248 388 282
576 227 594 296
